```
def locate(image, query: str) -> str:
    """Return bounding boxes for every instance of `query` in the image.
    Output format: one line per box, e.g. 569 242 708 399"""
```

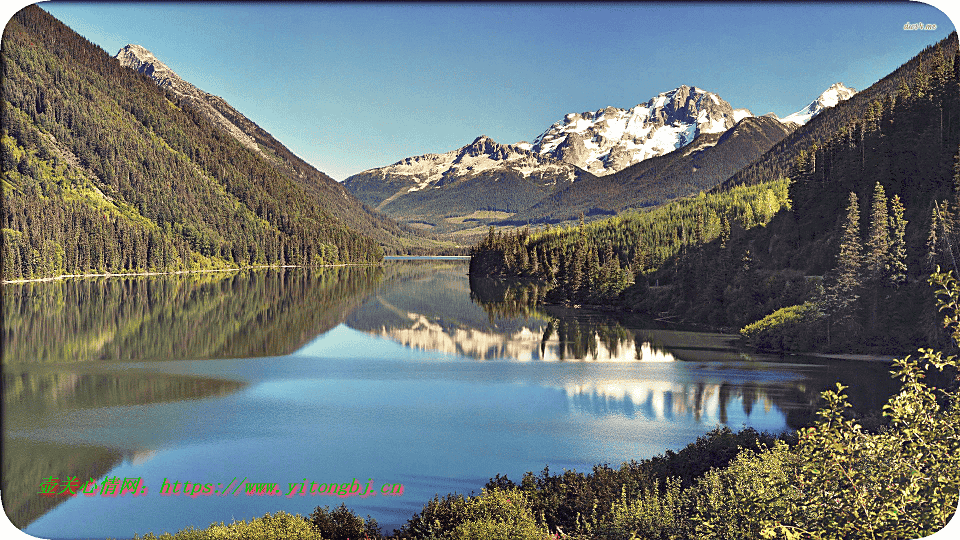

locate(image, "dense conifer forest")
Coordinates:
1 6 383 281
471 179 789 303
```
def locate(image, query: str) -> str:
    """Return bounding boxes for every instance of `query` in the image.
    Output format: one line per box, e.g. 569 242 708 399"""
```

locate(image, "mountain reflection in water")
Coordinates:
362 308 675 362
345 263 897 430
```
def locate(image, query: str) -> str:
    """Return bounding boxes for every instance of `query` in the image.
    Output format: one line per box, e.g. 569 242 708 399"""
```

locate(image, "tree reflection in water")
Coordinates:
468 274 899 431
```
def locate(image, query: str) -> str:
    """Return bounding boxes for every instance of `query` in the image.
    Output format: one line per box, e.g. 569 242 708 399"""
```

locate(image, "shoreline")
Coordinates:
0 262 382 285
801 352 899 363
494 292 906 362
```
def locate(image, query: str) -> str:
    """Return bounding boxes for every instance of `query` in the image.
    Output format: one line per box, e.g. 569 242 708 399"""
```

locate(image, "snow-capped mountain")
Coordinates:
343 136 593 234
376 135 580 193
503 116 796 225
343 82 854 233
779 83 857 126
523 85 753 176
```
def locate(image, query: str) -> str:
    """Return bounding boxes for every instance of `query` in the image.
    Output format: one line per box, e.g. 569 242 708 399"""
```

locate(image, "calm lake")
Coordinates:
3 258 900 538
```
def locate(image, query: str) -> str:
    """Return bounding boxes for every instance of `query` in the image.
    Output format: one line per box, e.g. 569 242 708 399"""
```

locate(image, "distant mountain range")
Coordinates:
518 83 855 176
520 85 753 176
502 115 797 224
114 39 859 240
343 135 595 235
345 83 854 233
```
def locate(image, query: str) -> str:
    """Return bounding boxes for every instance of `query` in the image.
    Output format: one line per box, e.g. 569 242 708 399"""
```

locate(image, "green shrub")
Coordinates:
450 488 549 540
309 503 381 540
130 511 325 540
740 301 824 352
595 479 684 540
684 442 799 540
395 493 470 539
702 270 960 539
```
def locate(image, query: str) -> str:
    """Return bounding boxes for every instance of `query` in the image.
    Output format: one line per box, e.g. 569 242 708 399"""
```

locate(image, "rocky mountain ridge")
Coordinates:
342 135 595 235
523 85 753 176
342 83 847 232
116 44 266 160
500 115 797 224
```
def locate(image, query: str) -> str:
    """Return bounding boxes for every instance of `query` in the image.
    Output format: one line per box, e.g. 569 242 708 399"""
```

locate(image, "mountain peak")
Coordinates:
458 134 533 162
115 44 276 159
818 82 856 107
780 82 857 126
115 44 185 91
118 43 151 57
470 135 493 145
529 85 745 176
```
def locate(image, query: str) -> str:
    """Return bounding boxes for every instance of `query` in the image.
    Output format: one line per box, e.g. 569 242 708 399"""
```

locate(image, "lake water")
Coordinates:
3 259 900 538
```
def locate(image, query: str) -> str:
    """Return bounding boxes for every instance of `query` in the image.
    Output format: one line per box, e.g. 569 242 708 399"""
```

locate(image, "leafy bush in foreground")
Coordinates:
130 511 324 540
450 488 549 540
310 503 382 540
692 271 960 540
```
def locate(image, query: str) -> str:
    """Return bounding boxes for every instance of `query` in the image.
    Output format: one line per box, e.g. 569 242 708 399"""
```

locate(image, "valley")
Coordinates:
3 4 959 540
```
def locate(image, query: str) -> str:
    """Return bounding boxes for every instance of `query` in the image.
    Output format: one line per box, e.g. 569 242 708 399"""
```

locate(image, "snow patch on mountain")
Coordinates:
523 85 751 176
780 83 857 126
368 136 578 195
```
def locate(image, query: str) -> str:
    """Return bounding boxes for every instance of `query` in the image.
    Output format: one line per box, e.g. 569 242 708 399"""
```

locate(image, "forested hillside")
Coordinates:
471 179 789 303
718 33 959 190
1 6 382 280
472 33 960 353
114 44 441 254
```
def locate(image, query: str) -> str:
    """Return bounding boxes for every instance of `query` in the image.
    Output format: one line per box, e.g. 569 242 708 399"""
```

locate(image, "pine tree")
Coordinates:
914 60 931 100
926 206 940 273
719 214 731 249
888 195 908 287
898 78 912 100
632 241 648 279
825 192 863 338
865 182 890 284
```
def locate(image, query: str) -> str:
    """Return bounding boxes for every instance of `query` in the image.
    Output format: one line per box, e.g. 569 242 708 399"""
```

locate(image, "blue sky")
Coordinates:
6 1 960 180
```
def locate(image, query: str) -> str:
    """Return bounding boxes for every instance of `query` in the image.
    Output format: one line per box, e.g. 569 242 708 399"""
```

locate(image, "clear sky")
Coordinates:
4 1 959 181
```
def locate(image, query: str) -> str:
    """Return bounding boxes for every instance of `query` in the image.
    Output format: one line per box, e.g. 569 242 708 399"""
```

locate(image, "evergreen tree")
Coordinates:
825 192 863 338
914 60 931 100
632 241 648 279
888 194 908 286
865 182 890 284
927 206 941 273
719 214 731 249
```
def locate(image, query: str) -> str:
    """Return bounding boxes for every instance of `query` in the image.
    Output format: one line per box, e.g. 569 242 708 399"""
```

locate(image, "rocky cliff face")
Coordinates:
116 45 187 92
115 44 266 159
527 85 753 176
